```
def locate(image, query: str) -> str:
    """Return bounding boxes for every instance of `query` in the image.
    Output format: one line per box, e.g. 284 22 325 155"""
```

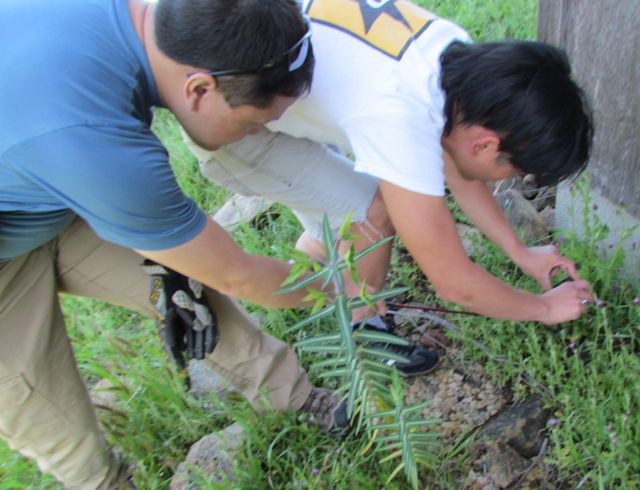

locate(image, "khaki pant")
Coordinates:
185 127 379 241
0 218 311 489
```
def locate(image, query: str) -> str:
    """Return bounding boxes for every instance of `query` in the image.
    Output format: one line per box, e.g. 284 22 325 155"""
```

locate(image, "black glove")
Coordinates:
142 260 218 370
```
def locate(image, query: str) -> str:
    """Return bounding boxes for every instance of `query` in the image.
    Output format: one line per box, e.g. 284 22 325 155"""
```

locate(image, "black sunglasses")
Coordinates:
190 16 312 78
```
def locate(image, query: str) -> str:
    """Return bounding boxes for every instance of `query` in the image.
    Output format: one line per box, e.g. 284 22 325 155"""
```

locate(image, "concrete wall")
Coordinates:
555 184 639 277
538 0 639 277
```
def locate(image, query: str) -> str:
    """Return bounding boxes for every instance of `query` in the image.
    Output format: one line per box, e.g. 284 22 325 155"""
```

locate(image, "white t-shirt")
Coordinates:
268 0 471 196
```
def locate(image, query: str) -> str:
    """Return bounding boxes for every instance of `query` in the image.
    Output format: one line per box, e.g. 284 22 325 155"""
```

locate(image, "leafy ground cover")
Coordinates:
3 1 639 488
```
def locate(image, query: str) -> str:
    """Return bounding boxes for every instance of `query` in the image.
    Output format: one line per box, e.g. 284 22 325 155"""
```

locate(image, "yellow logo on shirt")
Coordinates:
305 0 438 59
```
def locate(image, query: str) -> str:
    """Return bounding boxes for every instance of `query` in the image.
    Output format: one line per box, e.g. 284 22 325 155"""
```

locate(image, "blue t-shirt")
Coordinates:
0 0 206 261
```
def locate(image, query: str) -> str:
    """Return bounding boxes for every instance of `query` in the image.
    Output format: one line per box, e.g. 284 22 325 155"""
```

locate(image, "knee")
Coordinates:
363 190 395 237
295 232 326 261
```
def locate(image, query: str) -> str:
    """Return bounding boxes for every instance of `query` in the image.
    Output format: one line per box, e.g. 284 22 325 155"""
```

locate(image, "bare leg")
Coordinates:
295 189 394 322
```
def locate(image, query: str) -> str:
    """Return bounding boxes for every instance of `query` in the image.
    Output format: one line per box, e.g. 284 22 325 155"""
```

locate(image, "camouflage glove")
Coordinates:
142 260 218 371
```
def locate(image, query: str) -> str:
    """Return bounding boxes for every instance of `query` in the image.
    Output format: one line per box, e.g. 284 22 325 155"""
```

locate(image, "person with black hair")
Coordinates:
187 0 594 331
0 0 349 487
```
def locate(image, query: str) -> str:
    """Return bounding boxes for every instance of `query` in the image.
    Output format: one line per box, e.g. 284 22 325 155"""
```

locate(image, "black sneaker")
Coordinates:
299 387 349 433
352 315 440 377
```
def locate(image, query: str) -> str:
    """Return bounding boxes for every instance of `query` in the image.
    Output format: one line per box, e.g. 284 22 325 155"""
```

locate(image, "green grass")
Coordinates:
4 0 640 488
418 0 538 41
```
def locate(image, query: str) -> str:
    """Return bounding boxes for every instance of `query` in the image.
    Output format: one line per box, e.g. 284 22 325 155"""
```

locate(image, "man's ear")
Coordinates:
471 132 501 159
184 73 217 111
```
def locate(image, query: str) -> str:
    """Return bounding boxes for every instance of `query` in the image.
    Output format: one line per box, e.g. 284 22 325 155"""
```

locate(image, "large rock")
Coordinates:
492 175 555 212
472 395 551 488
481 439 531 489
539 205 556 232
495 189 549 244
480 395 550 458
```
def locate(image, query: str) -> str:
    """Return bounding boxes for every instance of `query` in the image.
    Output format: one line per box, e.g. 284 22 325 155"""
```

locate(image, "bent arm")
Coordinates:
443 152 525 259
378 180 591 324
136 217 314 308
443 153 581 289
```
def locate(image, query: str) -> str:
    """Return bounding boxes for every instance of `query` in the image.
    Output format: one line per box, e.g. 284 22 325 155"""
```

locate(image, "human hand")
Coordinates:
143 260 218 369
538 279 593 325
515 244 581 291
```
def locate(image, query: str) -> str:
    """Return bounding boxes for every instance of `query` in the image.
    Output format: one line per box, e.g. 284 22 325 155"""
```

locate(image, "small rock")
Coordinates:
420 328 453 349
187 359 234 402
212 194 273 230
441 397 457 412
441 421 458 432
170 422 244 489
457 223 487 257
89 378 118 410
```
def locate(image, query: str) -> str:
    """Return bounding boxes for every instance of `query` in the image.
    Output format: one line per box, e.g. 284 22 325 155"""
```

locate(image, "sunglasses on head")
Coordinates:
197 16 312 77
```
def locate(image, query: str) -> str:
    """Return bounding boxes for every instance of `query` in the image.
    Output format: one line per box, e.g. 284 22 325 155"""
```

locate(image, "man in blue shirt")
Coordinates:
0 0 341 487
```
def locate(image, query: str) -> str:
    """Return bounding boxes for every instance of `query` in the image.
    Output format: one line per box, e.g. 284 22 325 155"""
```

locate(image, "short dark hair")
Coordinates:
440 41 593 186
154 0 314 108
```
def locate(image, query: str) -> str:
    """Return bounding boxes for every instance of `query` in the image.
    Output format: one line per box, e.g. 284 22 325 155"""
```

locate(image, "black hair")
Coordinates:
440 41 593 186
154 0 314 108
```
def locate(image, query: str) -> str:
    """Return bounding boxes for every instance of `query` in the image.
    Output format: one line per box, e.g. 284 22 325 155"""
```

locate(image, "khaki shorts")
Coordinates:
185 127 379 241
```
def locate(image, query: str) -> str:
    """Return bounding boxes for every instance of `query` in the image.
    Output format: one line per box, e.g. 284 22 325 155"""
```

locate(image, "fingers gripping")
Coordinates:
143 260 219 367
